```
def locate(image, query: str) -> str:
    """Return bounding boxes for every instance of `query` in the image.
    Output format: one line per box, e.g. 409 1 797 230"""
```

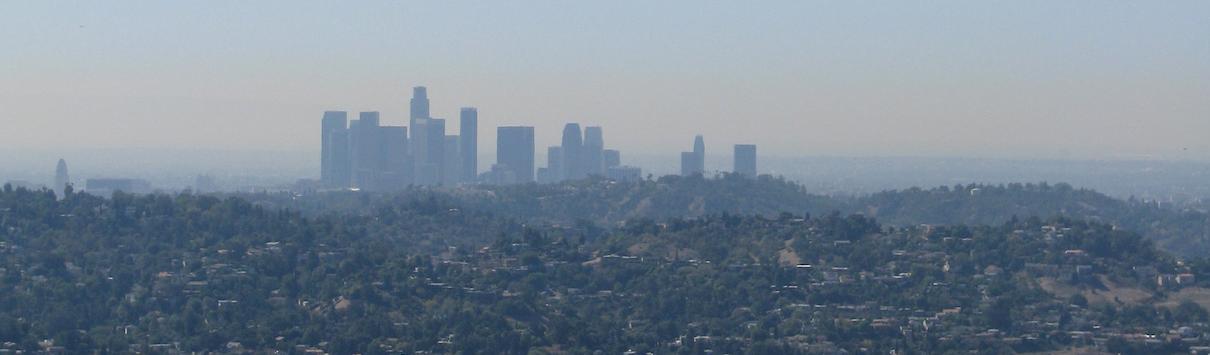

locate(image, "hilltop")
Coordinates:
244 175 1210 257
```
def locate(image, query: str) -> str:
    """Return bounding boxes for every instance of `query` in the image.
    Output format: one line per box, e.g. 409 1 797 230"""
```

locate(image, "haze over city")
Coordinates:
3 1 1208 163
10 2 1210 354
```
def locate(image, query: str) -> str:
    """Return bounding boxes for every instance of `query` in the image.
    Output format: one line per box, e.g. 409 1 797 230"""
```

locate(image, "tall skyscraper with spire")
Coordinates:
459 107 478 182
54 159 69 197
561 123 584 180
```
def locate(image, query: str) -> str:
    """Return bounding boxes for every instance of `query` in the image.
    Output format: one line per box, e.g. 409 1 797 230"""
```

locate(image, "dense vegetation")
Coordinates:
246 175 1210 257
3 182 1210 353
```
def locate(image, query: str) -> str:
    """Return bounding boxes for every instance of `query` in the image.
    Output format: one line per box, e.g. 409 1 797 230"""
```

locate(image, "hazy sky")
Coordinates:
3 1 1209 162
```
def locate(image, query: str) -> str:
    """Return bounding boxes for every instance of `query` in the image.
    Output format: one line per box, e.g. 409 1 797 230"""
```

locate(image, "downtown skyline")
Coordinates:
2 1 1208 198
320 86 759 189
3 2 1207 162
3 2 1209 351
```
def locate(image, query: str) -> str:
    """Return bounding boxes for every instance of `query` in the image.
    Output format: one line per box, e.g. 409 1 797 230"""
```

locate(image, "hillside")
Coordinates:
244 176 1210 257
4 184 1210 353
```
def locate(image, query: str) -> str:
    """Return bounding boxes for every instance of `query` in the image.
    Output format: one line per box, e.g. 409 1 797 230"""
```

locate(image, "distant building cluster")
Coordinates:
8 86 761 196
26 159 154 197
6 159 150 198
320 87 476 189
311 85 759 189
534 123 639 183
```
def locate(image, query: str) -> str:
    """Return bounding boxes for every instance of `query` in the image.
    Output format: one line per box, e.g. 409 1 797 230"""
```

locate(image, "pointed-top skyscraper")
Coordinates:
693 135 705 174
561 123 584 180
681 135 706 176
693 134 704 158
54 159 69 197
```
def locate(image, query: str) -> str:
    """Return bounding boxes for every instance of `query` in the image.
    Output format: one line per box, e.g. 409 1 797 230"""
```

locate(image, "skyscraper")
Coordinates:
335 111 411 190
351 112 383 189
328 127 351 187
54 158 69 197
380 126 410 188
359 111 380 129
412 118 446 185
603 149 621 169
539 146 563 183
680 152 697 176
410 86 430 121
497 126 535 183
561 123 583 180
459 107 478 182
734 144 757 178
410 118 431 184
680 135 706 176
409 86 430 165
693 135 705 174
583 126 604 176
320 111 349 186
443 135 462 185
428 119 447 185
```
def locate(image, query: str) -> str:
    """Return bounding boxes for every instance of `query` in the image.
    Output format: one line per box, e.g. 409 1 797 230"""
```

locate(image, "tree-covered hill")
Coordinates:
3 184 1210 353
855 182 1210 256
242 176 1210 257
